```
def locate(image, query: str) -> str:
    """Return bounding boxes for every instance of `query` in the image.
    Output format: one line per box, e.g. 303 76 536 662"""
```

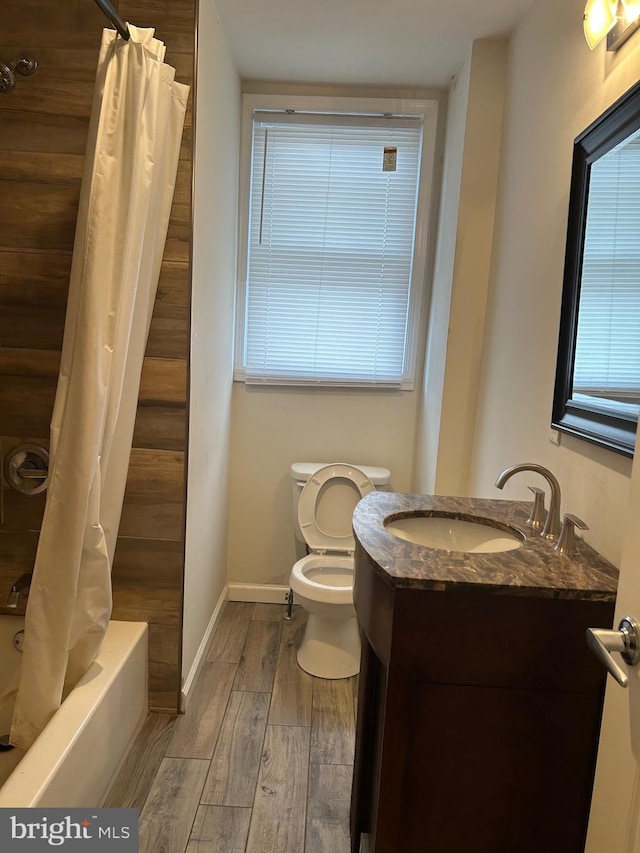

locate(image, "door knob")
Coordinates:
586 616 640 687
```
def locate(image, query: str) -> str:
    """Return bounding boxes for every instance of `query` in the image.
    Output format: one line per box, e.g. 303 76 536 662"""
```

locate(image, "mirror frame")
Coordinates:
552 80 640 459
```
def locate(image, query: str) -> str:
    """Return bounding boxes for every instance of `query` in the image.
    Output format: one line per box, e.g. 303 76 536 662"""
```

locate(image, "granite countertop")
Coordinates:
353 492 619 601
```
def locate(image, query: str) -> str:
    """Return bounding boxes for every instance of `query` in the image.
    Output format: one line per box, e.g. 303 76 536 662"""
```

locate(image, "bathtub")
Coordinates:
0 618 148 807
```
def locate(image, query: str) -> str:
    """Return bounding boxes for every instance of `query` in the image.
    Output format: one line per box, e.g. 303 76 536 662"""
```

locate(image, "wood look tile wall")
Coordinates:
0 0 195 712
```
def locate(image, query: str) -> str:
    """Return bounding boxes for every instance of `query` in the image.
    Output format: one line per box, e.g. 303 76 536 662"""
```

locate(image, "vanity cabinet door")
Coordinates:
399 683 603 853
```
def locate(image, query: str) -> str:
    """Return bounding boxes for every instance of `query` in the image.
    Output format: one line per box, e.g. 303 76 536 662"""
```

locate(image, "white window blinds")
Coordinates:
573 131 640 408
241 111 423 386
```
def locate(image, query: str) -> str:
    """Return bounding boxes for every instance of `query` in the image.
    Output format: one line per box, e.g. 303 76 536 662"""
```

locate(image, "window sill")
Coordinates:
233 370 413 391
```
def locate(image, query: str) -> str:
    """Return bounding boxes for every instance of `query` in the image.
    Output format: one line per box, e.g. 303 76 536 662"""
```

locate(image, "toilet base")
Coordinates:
296 613 361 679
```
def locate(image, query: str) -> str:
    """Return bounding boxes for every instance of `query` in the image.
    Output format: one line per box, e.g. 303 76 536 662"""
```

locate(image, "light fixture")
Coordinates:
584 0 640 50
608 0 640 48
583 0 615 48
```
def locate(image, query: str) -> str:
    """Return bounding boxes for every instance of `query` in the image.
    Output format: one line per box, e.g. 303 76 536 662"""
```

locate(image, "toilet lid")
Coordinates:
298 463 374 553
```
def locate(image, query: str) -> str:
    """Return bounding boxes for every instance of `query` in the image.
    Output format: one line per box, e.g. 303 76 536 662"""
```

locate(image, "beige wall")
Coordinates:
467 0 640 566
183 0 240 679
227 386 419 585
417 39 508 496
416 51 468 495
431 40 508 496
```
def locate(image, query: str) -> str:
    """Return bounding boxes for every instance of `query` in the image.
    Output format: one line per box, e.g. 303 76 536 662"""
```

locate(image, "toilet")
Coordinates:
289 461 391 679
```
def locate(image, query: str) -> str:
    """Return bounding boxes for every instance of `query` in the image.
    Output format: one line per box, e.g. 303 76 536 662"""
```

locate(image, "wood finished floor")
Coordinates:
106 602 358 852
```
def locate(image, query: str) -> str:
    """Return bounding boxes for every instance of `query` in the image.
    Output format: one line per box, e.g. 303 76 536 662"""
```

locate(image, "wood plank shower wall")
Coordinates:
0 0 195 712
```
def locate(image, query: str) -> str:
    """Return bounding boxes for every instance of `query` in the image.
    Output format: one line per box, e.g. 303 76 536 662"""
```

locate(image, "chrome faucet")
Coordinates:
495 463 562 540
6 573 32 608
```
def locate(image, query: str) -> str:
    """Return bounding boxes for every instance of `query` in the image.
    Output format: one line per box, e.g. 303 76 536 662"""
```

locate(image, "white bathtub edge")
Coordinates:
0 620 148 808
99 691 148 807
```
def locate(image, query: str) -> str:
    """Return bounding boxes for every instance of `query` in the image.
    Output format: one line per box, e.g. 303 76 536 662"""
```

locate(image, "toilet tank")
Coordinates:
290 461 391 544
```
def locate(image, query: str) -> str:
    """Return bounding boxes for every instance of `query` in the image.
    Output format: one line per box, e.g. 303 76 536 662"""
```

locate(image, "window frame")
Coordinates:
233 93 439 389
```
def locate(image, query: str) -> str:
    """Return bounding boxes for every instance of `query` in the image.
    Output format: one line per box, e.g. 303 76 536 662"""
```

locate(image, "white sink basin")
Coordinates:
384 516 523 553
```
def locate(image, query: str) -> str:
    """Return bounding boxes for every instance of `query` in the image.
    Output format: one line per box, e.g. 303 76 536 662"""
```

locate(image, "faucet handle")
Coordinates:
6 573 32 609
526 486 546 530
556 513 589 556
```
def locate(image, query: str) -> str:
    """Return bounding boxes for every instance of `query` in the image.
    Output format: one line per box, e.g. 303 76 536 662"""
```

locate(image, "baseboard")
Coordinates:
227 582 291 604
180 584 228 713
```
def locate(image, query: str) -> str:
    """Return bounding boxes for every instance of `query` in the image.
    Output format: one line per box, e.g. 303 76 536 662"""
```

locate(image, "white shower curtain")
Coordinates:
10 26 188 750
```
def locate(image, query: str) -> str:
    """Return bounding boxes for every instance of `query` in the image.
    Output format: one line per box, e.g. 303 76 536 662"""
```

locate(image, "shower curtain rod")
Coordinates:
93 0 130 41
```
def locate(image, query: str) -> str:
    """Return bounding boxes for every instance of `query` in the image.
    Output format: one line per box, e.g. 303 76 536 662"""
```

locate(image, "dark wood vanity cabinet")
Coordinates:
350 544 614 853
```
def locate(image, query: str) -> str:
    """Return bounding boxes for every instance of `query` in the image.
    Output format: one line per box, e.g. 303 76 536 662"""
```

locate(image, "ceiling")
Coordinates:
214 0 533 88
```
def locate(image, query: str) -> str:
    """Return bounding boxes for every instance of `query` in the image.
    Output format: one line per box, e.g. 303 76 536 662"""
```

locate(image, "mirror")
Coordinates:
553 80 640 458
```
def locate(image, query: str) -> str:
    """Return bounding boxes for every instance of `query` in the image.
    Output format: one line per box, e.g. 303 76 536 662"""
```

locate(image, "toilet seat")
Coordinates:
291 554 355 605
297 463 374 554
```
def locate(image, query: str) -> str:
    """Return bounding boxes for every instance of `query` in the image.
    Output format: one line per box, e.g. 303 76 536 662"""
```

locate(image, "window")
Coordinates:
234 95 437 388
